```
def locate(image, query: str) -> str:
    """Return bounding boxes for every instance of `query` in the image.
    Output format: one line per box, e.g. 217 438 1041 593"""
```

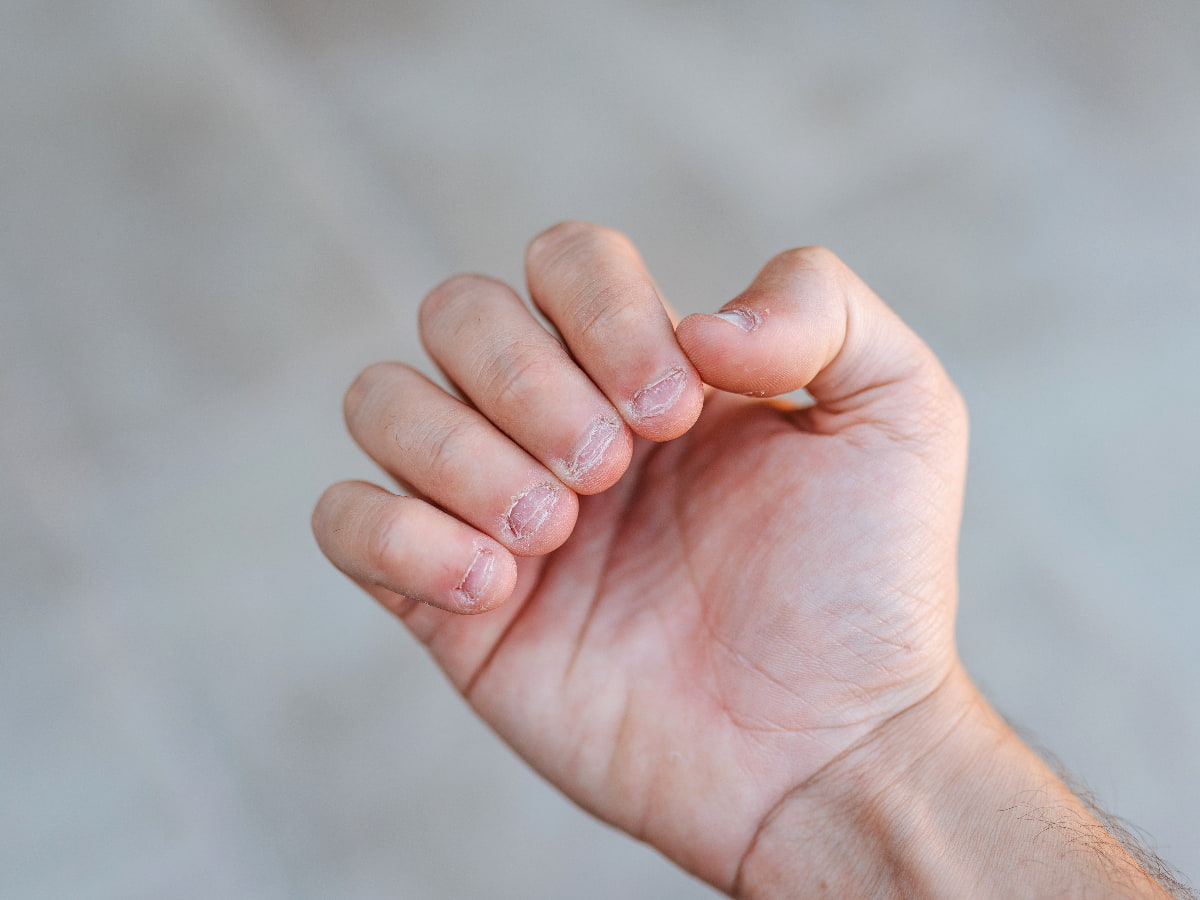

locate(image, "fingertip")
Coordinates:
677 310 801 398
499 480 580 557
558 417 635 495
311 478 367 555
623 366 705 442
314 480 523 616
376 540 519 617
371 519 520 616
451 542 519 614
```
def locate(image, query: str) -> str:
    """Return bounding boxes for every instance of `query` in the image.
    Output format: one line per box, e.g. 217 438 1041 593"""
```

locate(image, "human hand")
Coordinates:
313 222 968 890
314 223 1177 897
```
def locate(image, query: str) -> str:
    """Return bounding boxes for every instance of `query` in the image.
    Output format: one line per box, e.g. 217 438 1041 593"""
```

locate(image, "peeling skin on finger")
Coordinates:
631 367 686 420
503 484 557 540
566 418 620 481
455 547 494 609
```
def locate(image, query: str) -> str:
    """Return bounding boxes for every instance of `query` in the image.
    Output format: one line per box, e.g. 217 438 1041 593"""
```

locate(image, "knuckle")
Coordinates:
411 413 476 488
484 343 561 409
527 220 630 269
421 273 507 324
775 245 846 277
312 482 348 541
527 220 592 261
574 280 647 343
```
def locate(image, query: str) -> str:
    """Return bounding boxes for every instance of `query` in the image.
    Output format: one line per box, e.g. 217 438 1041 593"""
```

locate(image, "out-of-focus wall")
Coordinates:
3 1 1197 896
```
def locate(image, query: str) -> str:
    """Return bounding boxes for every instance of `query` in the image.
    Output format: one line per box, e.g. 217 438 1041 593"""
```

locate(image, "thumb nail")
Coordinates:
714 308 759 332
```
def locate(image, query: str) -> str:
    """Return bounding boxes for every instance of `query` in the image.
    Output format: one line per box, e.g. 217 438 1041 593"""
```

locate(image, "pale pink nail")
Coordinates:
456 549 494 604
568 418 620 480
505 484 557 539
714 307 759 331
631 368 686 420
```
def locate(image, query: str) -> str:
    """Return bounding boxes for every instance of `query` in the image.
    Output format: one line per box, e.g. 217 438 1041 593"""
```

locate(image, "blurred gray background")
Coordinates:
3 0 1198 897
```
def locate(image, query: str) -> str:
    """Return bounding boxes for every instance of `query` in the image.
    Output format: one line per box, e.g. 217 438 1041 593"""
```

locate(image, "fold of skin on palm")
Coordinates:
389 380 965 890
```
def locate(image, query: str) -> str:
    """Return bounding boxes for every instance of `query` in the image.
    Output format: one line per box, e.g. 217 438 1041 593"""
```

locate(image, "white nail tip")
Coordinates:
714 308 759 332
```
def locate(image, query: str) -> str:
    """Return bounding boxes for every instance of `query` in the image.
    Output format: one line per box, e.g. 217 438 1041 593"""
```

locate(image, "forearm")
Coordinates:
735 666 1176 899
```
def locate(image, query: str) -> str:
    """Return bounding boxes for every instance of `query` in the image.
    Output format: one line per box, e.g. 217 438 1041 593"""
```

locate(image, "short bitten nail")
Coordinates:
504 484 557 540
568 418 620 480
631 368 686 420
456 548 494 605
714 307 759 331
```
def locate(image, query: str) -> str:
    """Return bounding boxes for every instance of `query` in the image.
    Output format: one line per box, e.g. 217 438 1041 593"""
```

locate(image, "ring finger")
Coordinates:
344 361 578 556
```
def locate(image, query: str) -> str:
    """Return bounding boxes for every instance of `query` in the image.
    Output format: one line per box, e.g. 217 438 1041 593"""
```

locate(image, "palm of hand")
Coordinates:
315 233 972 891
415 391 959 884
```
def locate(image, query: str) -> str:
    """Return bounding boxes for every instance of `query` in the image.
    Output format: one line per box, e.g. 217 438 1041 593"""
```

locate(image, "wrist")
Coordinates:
734 665 1170 899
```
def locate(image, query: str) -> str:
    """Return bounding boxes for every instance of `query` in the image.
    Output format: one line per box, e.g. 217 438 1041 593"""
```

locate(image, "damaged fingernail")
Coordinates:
568 418 620 480
631 368 686 420
456 548 494 605
505 484 557 539
714 307 759 331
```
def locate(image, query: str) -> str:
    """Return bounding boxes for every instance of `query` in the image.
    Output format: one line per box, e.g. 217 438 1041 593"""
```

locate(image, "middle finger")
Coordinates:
420 274 633 495
525 221 704 442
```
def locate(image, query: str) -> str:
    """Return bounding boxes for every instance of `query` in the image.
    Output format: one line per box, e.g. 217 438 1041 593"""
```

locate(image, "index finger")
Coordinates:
525 222 704 442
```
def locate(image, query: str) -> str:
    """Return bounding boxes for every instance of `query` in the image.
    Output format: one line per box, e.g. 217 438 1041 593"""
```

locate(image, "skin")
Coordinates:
313 222 1175 898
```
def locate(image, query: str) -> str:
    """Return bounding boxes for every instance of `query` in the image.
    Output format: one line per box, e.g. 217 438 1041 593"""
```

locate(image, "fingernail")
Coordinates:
714 307 759 331
505 484 557 540
456 548 494 605
568 418 620 480
631 367 686 420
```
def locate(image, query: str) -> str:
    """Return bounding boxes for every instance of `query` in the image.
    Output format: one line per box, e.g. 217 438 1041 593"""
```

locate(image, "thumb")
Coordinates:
675 246 965 441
